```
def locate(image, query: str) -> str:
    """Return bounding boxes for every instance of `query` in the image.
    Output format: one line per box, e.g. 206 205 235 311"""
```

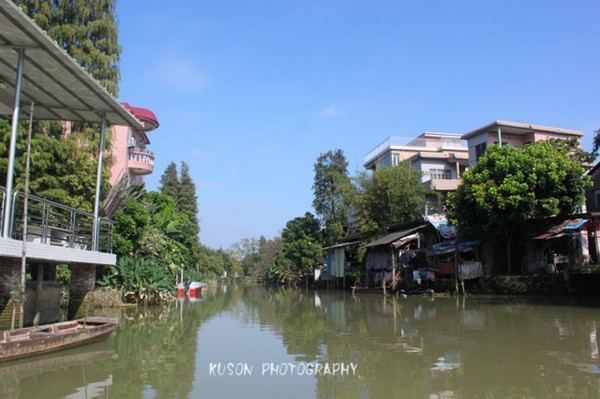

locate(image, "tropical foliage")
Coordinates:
448 141 591 273
111 189 199 302
352 162 430 234
98 257 173 305
0 119 110 212
312 149 354 246
109 161 244 302
266 213 323 285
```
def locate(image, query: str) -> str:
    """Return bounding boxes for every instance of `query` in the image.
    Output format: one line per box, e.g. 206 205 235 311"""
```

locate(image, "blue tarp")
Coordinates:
425 215 456 239
429 240 480 256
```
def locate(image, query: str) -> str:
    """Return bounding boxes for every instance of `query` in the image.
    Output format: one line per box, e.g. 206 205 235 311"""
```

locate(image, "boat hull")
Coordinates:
0 317 118 362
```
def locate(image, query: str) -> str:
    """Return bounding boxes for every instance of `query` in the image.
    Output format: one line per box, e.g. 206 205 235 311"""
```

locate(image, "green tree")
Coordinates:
112 197 150 257
15 0 122 96
159 162 179 202
7 0 120 212
231 236 284 277
157 162 201 266
142 191 193 263
231 237 260 275
353 162 429 233
250 236 283 277
269 213 322 284
178 161 200 236
592 128 600 157
448 141 591 273
0 119 107 212
312 149 353 246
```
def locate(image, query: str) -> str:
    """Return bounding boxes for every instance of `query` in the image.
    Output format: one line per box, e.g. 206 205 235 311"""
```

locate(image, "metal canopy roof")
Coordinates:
0 0 143 128
364 224 427 248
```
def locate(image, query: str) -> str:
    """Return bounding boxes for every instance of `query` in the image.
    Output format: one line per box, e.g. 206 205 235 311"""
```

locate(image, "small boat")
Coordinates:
0 317 118 362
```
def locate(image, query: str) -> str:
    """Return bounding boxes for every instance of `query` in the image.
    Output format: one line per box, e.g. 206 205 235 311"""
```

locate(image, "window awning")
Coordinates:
0 0 143 128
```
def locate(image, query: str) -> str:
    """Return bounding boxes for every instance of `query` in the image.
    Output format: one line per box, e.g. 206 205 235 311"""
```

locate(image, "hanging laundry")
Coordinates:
459 261 483 280
413 270 421 285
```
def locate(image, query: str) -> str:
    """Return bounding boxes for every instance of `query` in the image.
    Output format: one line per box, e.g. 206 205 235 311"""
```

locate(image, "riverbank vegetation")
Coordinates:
232 149 432 285
5 1 599 303
103 162 240 304
232 141 596 291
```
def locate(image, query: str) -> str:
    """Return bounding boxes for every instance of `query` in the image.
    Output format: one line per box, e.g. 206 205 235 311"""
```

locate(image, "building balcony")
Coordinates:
0 187 116 266
425 178 461 192
128 147 154 175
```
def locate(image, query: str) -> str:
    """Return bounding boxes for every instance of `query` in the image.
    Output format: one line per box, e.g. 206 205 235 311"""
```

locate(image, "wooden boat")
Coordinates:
0 317 118 362
0 347 116 380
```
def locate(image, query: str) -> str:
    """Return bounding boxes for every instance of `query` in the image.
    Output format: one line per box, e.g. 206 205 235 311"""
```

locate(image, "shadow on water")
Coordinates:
2 284 600 398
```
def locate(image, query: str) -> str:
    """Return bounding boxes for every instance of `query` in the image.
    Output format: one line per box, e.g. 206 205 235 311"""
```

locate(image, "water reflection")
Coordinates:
1 285 600 398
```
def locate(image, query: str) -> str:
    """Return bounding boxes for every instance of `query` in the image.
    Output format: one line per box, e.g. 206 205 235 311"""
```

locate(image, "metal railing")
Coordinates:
363 136 412 166
0 187 4 234
0 186 113 253
128 147 155 165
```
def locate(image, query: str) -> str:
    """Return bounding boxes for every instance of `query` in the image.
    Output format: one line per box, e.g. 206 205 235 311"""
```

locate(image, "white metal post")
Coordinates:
92 114 107 251
3 48 25 238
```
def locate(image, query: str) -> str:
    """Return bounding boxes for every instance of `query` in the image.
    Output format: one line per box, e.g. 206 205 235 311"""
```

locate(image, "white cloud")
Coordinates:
151 57 210 94
317 106 341 117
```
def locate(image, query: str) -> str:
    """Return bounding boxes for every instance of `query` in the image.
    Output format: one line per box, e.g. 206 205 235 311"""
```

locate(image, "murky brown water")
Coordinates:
1 284 600 398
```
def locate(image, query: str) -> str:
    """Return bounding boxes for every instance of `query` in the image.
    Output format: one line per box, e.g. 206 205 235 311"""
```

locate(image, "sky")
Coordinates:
115 0 600 250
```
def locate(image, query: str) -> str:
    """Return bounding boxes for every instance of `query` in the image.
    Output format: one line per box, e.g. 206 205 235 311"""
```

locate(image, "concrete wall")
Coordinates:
0 259 97 329
0 258 23 330
68 264 97 319
23 281 61 326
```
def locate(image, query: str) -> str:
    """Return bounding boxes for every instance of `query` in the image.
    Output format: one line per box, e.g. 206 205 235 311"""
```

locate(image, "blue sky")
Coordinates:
115 0 600 250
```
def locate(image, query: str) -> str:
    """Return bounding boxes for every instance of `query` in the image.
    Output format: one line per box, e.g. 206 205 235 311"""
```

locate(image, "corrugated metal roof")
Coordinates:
364 224 427 248
531 218 588 240
0 0 143 128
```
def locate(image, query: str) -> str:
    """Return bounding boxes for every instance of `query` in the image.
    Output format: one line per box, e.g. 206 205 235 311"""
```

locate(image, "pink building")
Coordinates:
363 132 469 192
109 103 159 186
462 120 584 167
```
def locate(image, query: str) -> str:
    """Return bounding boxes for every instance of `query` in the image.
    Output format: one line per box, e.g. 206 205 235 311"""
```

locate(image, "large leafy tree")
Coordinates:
112 197 150 258
231 237 259 275
15 0 121 96
312 149 353 246
0 119 106 211
269 213 322 284
448 141 591 273
232 236 284 277
353 162 429 234
258 236 283 276
4 0 121 212
158 162 201 260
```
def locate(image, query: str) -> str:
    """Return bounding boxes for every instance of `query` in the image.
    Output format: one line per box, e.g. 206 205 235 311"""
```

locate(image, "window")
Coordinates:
475 142 487 160
595 190 600 211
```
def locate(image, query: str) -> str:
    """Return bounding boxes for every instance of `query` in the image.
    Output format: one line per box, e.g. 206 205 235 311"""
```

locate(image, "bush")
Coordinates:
486 275 567 296
91 287 123 308
98 256 175 305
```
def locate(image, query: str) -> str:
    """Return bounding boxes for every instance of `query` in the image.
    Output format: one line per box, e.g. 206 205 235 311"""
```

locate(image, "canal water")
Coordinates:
1 284 600 398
